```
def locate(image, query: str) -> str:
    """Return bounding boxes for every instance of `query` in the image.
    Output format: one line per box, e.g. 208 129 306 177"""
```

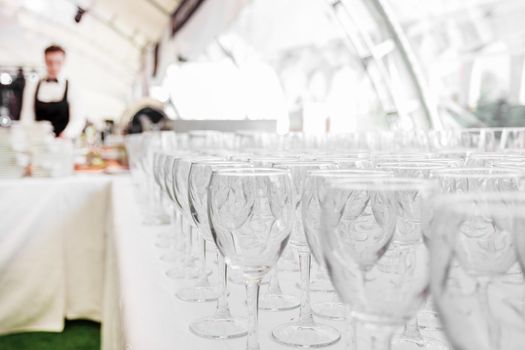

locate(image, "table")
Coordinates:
0 175 111 335
103 177 347 350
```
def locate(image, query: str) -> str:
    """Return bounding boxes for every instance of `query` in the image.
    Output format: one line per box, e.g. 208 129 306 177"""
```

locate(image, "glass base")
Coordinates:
156 231 174 239
312 301 346 321
418 310 443 332
159 251 181 262
392 337 449 350
309 278 334 292
155 239 176 249
142 213 170 226
271 321 341 348
176 285 219 302
259 293 300 311
165 265 200 279
189 315 247 339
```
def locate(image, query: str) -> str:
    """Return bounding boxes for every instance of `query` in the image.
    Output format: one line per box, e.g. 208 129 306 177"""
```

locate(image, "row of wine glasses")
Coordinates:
125 128 525 350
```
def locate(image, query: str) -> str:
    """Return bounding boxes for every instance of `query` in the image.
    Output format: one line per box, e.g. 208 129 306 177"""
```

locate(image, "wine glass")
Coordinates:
465 152 525 167
320 179 431 350
376 162 450 178
187 160 251 338
173 156 221 302
499 127 525 150
140 132 170 225
428 192 525 350
448 128 498 151
371 153 432 164
376 158 463 168
375 161 451 348
303 169 393 321
125 132 168 225
162 154 200 279
430 168 522 193
153 151 173 248
208 168 294 350
270 161 341 348
248 156 301 311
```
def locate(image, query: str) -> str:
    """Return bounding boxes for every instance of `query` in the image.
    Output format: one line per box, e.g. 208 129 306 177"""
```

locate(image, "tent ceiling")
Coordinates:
0 0 180 120
0 0 180 73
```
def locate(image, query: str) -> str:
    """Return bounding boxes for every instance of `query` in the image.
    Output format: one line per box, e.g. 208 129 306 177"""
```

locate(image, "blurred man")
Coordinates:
21 44 85 137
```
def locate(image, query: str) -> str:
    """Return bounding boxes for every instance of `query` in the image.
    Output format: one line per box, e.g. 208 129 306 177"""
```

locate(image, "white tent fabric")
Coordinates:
2 0 525 128
153 0 248 82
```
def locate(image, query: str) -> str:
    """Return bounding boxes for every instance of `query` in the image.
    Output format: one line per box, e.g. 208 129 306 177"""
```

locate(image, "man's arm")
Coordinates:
61 82 86 138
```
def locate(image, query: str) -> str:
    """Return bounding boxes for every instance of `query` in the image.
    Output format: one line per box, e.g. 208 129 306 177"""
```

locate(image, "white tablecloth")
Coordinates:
0 175 346 348
0 175 111 334
103 177 346 350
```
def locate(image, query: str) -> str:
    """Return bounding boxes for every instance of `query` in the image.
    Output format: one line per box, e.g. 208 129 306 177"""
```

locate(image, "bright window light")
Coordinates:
0 73 12 85
164 60 288 132
149 86 169 103
22 0 46 13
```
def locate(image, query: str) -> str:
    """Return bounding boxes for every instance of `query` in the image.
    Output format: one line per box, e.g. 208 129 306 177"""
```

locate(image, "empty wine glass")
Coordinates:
208 168 294 350
321 179 431 350
430 168 522 193
303 169 393 321
375 161 450 349
152 152 171 237
371 153 432 164
187 160 250 338
271 161 341 348
376 162 450 178
162 154 200 278
449 128 499 151
428 192 525 350
499 127 525 150
173 156 220 302
465 152 525 167
249 156 300 311
126 132 170 225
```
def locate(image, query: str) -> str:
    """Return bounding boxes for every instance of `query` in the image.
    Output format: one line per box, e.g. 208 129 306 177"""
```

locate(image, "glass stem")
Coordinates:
147 175 155 211
477 277 500 350
245 279 261 350
298 250 314 325
402 317 423 342
183 218 193 267
152 178 162 213
216 253 231 317
345 314 356 350
195 228 209 287
352 320 393 350
268 267 282 294
315 263 328 282
171 206 176 226
173 209 180 244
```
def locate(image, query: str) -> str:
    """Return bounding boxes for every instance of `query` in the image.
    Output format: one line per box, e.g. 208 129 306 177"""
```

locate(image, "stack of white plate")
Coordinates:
0 128 24 179
32 138 74 178
10 121 54 153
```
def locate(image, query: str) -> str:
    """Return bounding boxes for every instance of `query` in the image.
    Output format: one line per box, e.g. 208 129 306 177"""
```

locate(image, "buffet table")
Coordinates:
0 175 345 349
0 175 111 334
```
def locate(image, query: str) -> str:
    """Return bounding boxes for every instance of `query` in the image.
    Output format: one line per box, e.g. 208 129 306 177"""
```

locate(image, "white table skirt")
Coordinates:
103 177 346 350
0 175 111 335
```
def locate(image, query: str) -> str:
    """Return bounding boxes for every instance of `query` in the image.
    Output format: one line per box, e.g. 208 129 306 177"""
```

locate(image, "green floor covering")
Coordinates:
0 320 100 350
